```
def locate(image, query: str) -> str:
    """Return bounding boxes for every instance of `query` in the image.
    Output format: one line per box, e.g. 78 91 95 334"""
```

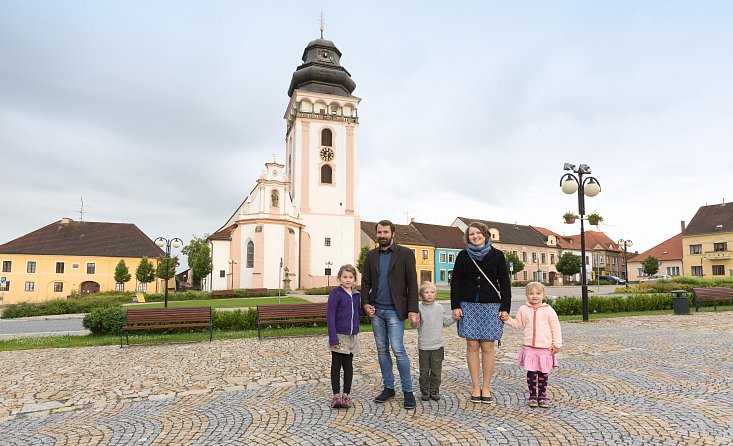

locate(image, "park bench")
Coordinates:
691 287 733 312
212 290 234 298
119 306 213 347
211 288 269 298
256 302 328 338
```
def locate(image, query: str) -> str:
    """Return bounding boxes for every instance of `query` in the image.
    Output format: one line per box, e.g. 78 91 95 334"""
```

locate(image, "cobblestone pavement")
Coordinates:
0 312 731 445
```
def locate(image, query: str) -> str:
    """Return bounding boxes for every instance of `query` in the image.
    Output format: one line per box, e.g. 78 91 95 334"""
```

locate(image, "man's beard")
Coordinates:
377 236 393 247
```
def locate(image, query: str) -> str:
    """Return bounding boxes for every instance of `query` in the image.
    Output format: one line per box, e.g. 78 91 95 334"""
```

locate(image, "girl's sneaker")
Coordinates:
331 396 342 409
528 397 539 408
538 398 550 408
341 395 351 408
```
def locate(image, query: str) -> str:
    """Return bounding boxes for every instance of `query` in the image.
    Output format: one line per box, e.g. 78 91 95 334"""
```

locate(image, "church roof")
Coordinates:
0 218 163 257
287 37 356 97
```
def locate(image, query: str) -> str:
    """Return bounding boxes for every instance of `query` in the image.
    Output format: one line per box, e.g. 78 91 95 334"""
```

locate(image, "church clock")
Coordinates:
319 147 334 161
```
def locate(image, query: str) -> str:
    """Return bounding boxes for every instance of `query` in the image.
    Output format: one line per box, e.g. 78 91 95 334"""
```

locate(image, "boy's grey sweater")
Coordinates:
417 301 455 350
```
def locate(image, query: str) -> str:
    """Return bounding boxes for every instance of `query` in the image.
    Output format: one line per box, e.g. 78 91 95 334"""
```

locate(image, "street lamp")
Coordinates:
228 259 238 290
325 261 333 287
618 239 633 288
560 163 601 321
155 237 183 308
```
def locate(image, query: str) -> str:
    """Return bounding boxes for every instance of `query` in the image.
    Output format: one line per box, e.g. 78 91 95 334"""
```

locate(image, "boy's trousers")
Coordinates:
418 346 444 394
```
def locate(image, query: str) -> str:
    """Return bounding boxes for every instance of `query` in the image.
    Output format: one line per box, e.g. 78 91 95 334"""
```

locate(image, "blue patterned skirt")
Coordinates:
457 302 503 341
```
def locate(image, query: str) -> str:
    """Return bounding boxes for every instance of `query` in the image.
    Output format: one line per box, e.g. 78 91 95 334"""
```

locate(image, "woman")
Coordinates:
451 221 512 403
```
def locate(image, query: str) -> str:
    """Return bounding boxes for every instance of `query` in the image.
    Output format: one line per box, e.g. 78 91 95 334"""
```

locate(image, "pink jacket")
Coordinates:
504 303 562 349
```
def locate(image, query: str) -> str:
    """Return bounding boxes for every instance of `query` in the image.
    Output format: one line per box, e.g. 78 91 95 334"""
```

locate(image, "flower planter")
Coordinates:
564 217 576 224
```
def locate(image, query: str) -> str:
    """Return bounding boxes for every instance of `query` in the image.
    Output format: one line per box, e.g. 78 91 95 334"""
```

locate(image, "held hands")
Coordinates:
452 309 463 321
408 312 420 326
499 311 509 322
551 345 560 354
363 304 376 318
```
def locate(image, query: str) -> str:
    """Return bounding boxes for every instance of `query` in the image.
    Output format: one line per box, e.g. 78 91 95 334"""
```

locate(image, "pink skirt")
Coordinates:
517 345 558 373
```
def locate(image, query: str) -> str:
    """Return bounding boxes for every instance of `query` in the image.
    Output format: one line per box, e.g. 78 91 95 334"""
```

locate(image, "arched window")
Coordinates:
321 164 332 184
321 128 332 147
271 190 279 207
246 241 254 268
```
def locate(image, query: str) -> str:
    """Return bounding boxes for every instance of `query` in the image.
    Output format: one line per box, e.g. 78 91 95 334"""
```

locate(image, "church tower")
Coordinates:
284 36 361 288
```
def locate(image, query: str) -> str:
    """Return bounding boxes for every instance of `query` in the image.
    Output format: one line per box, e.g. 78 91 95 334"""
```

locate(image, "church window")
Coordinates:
271 190 279 207
321 164 333 184
321 128 332 147
246 241 254 268
325 238 331 247
220 270 226 278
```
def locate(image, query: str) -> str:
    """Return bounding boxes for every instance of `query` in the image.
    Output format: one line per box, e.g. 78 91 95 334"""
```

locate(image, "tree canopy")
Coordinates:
135 256 156 286
182 235 213 289
505 251 525 275
555 252 582 277
642 255 660 276
114 259 131 284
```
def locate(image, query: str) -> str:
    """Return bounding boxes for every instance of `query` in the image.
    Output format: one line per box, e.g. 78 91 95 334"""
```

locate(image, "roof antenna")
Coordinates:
79 196 84 221
319 11 325 38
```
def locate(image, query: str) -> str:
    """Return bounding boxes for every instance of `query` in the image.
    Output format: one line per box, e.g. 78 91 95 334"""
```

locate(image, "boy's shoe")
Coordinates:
420 392 431 401
341 395 351 408
538 398 550 408
528 397 539 408
430 392 441 401
403 392 416 409
331 396 342 409
374 388 395 403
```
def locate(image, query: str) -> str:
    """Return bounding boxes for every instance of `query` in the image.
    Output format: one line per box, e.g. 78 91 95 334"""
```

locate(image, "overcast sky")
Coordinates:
2 1 732 263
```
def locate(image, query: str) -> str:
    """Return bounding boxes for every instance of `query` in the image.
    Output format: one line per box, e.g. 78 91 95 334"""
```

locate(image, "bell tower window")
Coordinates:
321 164 333 184
321 128 332 147
271 190 279 207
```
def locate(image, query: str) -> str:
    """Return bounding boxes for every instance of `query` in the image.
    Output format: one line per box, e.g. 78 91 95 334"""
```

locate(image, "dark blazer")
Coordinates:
360 243 419 320
450 248 512 313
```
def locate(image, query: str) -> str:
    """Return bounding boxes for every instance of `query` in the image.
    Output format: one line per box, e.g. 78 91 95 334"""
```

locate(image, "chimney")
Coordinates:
410 218 415 223
680 221 686 233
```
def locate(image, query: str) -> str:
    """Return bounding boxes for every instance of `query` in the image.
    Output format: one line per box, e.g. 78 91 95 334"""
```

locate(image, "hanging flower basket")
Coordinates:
563 212 578 224
587 213 603 226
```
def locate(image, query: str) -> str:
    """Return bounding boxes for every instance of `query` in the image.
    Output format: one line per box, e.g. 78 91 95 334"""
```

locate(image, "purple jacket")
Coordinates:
327 286 364 347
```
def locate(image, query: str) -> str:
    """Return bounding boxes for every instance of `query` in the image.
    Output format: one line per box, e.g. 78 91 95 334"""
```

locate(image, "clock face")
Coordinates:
320 147 334 161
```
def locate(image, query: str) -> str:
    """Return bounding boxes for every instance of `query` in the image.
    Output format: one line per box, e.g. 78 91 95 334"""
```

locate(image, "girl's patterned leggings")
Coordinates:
527 371 549 399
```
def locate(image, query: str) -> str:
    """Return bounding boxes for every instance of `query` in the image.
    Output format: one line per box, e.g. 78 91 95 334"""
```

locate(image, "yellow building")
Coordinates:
682 203 733 278
0 218 165 305
360 221 435 283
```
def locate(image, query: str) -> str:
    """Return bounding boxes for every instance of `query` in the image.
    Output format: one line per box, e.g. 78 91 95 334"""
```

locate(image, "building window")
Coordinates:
532 252 538 263
72 263 80 269
448 270 453 282
712 265 725 275
713 242 728 252
0 281 9 291
87 263 96 274
24 281 35 292
440 270 446 281
550 254 555 264
690 244 702 255
137 283 147 293
448 253 455 263
2 261 11 273
246 241 254 268
271 190 279 207
522 271 528 280
691 265 703 276
27 261 36 273
321 128 332 146
439 252 446 263
56 262 65 273
522 252 527 262
320 164 332 184
666 266 680 276
422 249 429 260
637 267 645 276
325 238 331 247
220 270 226 278
115 283 124 292
541 253 546 264
54 282 64 293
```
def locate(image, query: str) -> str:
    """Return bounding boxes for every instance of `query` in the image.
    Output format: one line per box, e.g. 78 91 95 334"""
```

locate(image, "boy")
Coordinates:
415 281 455 401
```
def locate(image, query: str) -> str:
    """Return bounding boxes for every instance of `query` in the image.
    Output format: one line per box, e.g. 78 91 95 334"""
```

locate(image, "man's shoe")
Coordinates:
420 392 431 401
430 392 441 401
374 388 395 403
403 392 416 409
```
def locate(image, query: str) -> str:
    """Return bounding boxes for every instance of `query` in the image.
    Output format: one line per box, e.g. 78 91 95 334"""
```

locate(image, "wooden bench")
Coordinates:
256 302 328 338
691 287 733 312
245 288 269 296
119 306 213 347
212 290 235 298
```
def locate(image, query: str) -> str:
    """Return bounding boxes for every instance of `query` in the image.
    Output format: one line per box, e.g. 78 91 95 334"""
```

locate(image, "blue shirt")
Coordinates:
374 246 396 310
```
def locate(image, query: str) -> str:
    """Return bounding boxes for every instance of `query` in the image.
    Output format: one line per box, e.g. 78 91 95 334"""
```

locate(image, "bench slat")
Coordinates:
691 287 733 312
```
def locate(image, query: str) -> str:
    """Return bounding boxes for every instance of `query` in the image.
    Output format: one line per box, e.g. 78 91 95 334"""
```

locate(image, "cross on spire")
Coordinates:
319 12 325 38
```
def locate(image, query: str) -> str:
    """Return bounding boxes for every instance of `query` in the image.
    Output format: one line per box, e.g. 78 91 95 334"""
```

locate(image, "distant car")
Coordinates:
599 275 626 285
639 275 673 282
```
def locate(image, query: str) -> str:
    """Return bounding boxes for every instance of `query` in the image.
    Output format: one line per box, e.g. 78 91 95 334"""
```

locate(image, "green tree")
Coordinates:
156 256 178 281
505 251 525 275
642 255 659 276
182 235 213 290
135 256 156 290
114 259 131 289
555 252 582 277
356 245 370 273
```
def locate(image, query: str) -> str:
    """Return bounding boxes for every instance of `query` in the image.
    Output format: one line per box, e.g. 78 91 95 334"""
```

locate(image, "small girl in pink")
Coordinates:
500 281 562 408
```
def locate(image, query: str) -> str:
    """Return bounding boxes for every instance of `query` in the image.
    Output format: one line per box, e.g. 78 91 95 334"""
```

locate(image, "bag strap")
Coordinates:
469 256 501 296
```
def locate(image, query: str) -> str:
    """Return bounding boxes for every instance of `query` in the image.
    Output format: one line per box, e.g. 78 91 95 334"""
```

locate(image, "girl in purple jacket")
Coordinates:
327 264 364 409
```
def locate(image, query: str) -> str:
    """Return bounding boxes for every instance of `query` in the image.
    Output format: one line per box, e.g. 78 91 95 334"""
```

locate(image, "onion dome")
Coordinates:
287 38 356 97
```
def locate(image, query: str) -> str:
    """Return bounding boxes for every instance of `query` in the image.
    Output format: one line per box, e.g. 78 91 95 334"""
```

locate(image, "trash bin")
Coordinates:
671 290 690 315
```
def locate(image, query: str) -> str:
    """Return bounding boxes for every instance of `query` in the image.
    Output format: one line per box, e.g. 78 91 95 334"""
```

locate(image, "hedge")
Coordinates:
548 293 680 316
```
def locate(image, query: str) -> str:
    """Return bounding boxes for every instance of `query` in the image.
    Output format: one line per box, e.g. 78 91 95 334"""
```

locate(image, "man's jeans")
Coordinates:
372 308 413 392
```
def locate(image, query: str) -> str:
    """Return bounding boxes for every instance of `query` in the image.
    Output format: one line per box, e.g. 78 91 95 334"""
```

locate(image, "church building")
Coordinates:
208 36 361 291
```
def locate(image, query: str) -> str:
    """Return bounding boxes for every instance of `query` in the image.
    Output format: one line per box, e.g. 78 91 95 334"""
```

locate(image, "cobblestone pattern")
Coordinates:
0 312 732 445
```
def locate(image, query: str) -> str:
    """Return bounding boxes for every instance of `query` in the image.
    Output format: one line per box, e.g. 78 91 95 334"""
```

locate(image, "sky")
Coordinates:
2 1 732 265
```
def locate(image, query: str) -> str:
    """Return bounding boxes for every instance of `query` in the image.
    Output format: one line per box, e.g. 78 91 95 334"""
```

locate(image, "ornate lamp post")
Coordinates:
618 239 633 287
155 237 183 308
325 261 333 288
560 163 601 321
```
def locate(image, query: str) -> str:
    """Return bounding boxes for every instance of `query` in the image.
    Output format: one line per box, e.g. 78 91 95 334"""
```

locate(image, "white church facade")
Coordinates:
208 36 361 291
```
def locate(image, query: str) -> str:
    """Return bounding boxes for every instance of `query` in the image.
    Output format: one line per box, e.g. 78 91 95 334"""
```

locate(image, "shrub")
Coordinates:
547 293 677 316
83 308 127 335
213 308 257 331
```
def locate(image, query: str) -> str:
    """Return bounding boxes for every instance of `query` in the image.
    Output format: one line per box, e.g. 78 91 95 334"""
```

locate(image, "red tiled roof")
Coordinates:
411 222 465 249
557 231 621 252
628 233 683 262
208 224 237 241
0 219 164 258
